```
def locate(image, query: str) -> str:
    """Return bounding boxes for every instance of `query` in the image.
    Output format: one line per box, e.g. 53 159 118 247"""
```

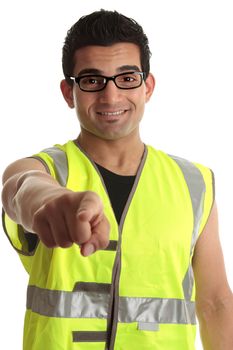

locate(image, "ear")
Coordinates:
145 73 156 102
60 79 75 108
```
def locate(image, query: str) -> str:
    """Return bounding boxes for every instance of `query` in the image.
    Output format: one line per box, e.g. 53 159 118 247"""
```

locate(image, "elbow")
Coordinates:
196 290 233 322
196 291 233 349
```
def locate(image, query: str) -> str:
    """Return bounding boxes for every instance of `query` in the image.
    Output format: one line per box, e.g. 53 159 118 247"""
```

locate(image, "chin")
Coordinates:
82 125 133 142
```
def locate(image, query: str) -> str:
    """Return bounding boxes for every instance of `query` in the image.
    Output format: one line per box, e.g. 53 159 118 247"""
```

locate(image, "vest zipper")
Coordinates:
105 148 148 350
105 253 120 350
75 141 148 350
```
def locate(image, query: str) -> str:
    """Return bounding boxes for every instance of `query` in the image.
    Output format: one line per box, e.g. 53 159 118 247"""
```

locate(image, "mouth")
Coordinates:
96 110 127 117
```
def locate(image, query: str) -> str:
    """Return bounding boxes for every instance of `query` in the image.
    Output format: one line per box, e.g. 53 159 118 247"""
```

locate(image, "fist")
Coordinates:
32 190 110 256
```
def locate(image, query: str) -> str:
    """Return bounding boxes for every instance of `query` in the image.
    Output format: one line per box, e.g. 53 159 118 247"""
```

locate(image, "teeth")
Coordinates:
99 110 125 116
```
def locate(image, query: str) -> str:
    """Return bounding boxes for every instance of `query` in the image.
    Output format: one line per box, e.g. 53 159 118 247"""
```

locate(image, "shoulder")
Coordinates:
27 140 71 183
146 145 215 236
146 145 214 179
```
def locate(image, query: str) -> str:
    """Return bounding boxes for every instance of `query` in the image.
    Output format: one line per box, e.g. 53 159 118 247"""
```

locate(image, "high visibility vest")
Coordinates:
2 140 214 350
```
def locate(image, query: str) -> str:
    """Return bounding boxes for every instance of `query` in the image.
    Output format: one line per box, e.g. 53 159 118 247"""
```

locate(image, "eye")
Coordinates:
78 75 107 91
81 77 101 86
123 76 135 82
116 72 142 88
117 74 136 83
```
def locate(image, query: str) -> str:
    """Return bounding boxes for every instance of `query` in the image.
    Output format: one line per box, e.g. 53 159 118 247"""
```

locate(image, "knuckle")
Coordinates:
58 241 73 249
53 232 71 248
58 191 75 206
40 236 57 248
33 204 56 228
31 209 44 233
70 225 91 245
41 192 73 213
46 242 57 249
73 233 89 245
85 191 103 205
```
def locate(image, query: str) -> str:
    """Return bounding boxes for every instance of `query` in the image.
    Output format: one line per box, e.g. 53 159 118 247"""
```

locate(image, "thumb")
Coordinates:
81 243 96 257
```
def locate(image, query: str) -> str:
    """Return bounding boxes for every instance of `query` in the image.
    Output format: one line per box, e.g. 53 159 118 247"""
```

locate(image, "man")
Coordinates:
1 9 233 350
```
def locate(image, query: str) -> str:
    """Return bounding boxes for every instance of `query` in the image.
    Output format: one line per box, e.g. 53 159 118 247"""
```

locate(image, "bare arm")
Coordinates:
193 201 233 349
2 158 110 256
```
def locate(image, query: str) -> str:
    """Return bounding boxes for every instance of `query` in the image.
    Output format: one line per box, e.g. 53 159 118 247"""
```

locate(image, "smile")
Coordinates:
97 110 126 116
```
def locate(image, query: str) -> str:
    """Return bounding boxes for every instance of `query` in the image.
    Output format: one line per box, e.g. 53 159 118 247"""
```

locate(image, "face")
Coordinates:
61 43 155 142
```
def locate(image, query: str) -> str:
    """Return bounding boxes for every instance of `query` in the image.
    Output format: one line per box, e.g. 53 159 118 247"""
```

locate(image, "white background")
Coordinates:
0 1 233 349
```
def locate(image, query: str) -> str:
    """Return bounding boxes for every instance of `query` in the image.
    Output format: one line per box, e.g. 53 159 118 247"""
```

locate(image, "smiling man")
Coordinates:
61 43 152 147
2 9 233 350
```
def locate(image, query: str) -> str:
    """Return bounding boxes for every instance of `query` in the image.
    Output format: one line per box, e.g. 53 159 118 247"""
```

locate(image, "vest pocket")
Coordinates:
72 331 107 342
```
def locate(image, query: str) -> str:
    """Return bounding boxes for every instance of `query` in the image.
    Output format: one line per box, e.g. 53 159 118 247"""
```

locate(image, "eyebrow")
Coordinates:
77 65 141 76
117 65 141 73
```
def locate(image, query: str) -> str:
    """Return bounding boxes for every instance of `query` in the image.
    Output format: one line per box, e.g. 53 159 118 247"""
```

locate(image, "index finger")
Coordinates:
80 215 110 256
77 191 104 223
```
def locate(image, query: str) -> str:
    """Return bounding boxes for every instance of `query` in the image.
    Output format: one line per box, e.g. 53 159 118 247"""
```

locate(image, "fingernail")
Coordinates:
84 244 95 256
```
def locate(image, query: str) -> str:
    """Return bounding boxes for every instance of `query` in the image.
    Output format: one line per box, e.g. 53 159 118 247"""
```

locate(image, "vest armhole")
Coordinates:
27 156 52 175
197 166 215 239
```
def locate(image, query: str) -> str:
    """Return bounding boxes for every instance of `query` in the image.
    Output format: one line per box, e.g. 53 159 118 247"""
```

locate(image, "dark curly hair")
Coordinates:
62 9 151 83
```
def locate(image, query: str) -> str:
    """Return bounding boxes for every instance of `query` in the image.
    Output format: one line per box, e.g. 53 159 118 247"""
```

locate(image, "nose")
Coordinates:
98 79 121 103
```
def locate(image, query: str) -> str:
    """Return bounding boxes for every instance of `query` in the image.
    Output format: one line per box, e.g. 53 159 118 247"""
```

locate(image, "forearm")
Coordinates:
197 293 233 350
2 160 109 253
2 170 68 232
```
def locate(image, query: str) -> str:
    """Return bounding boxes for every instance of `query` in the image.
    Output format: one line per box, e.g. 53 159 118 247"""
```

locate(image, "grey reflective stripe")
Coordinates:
118 296 196 325
27 285 110 319
42 147 68 186
138 322 159 331
72 331 107 342
169 155 206 300
27 285 196 325
182 265 195 302
169 155 206 250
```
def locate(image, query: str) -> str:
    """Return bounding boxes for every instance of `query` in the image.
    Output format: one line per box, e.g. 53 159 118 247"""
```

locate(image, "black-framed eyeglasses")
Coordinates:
68 71 145 92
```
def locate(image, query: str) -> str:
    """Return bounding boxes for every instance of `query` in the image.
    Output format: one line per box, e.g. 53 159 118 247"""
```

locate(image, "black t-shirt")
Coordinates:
96 163 136 224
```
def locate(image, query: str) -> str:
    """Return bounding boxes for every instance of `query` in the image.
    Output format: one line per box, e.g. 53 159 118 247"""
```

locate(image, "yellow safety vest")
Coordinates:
2 140 214 350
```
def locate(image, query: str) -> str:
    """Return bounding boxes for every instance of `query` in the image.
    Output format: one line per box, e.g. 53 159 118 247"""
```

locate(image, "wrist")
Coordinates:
13 171 67 231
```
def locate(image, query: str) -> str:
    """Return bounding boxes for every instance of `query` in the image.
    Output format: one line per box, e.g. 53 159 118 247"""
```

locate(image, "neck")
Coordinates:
76 131 145 176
